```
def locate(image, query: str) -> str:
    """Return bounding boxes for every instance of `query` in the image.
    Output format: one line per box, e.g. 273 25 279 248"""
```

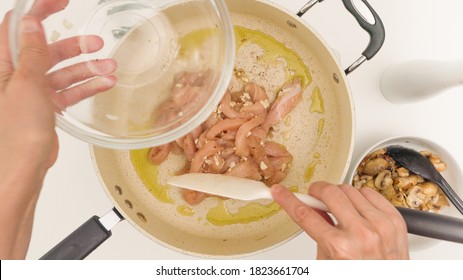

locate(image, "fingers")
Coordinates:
360 187 400 216
47 59 117 90
360 187 408 234
48 35 105 68
1 0 99 88
343 186 408 259
15 16 50 83
272 182 409 259
338 184 380 218
361 187 409 259
308 181 360 226
271 184 336 242
1 0 72 82
0 11 13 87
29 0 69 21
53 75 117 109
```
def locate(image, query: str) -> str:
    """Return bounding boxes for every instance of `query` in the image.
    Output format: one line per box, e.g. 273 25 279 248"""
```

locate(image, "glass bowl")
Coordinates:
9 0 235 149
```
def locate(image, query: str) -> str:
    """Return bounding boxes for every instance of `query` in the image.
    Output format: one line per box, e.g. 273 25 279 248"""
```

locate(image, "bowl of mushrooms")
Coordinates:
347 136 463 251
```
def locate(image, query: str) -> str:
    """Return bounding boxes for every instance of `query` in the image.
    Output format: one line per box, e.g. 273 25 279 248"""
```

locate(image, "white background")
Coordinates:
1 0 463 260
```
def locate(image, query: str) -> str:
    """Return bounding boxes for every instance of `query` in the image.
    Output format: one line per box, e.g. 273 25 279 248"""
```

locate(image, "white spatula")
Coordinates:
167 174 463 244
167 173 329 212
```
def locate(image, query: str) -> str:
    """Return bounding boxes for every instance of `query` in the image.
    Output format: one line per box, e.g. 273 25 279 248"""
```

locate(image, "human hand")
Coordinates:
271 182 409 260
0 0 116 259
6 0 118 109
0 0 117 177
30 0 118 110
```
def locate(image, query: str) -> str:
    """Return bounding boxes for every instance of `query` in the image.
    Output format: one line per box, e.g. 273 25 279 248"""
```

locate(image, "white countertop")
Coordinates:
1 0 463 260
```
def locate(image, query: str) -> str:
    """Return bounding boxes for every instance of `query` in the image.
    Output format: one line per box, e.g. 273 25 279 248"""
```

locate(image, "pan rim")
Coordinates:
89 0 356 259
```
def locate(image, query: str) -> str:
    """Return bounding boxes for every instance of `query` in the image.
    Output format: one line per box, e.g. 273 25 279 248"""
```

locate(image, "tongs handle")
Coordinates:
296 193 463 244
397 207 463 244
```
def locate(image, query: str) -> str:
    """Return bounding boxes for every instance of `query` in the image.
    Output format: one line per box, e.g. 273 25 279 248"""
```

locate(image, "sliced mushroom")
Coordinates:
430 193 439 205
370 148 386 157
426 195 440 211
434 190 450 208
374 170 393 190
360 175 373 181
429 153 447 171
353 179 365 189
364 179 376 190
422 151 447 172
353 175 374 189
380 185 398 202
353 148 450 213
395 175 424 190
433 161 448 172
362 157 390 176
396 167 409 177
419 182 439 198
406 185 427 209
390 192 406 207
420 150 432 157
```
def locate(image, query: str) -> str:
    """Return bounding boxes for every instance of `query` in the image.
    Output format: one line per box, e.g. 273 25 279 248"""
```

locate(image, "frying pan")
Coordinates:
41 0 385 259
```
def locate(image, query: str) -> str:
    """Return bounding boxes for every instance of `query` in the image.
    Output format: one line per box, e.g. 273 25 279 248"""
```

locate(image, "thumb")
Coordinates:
17 16 50 78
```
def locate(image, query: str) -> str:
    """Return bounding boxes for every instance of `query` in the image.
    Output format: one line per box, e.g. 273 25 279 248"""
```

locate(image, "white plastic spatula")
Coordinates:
168 174 463 244
167 173 329 212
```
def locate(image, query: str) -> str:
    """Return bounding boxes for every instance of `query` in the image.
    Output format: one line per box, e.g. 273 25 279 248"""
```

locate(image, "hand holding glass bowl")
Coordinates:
1 0 118 182
9 0 118 110
0 0 120 259
10 0 235 149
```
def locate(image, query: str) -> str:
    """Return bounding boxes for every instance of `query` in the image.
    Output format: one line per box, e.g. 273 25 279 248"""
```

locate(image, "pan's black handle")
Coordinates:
298 0 385 74
397 207 463 244
342 0 385 74
40 208 124 260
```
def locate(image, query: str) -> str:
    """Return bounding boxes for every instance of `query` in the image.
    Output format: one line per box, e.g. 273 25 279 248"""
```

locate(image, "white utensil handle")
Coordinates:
380 59 463 104
294 193 329 212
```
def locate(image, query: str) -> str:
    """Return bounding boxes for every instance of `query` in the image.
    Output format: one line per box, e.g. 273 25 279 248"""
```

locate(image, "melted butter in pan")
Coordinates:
130 148 174 204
